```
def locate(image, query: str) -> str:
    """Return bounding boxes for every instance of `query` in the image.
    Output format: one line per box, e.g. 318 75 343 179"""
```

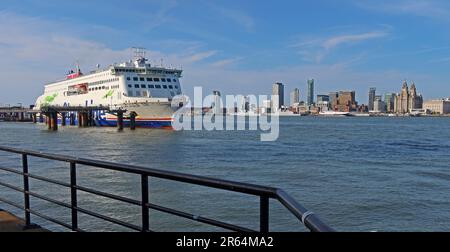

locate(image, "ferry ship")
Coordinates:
34 50 183 128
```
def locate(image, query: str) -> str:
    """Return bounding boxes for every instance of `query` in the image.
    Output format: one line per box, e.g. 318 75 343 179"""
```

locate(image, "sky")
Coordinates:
1 0 450 106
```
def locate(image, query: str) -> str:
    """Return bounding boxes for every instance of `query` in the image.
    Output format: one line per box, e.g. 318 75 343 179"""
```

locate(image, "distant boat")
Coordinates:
319 111 350 116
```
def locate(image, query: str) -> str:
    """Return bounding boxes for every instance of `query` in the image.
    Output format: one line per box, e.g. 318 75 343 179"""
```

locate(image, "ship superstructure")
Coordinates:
34 49 183 128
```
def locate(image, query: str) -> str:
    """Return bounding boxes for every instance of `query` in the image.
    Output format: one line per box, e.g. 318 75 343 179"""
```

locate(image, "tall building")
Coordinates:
290 88 300 106
368 88 376 111
307 79 315 106
394 81 423 113
337 91 357 112
272 82 284 110
373 96 386 113
329 92 339 111
384 93 396 113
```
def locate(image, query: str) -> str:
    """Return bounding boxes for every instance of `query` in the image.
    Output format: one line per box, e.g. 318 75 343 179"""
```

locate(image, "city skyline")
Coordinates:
2 1 450 105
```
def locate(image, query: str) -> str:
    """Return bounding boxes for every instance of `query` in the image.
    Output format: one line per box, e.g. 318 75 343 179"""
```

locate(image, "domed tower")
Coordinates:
400 80 409 113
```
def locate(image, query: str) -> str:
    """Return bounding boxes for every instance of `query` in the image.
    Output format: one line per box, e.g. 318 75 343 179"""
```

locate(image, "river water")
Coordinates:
0 117 449 232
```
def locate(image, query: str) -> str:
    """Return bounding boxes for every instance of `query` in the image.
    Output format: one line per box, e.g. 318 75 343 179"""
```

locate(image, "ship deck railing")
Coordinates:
0 146 334 232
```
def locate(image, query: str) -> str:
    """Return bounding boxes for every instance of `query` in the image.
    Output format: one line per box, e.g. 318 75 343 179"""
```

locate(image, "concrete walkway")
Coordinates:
0 209 48 232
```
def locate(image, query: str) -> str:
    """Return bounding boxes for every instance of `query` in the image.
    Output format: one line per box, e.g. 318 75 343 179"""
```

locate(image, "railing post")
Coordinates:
22 154 31 226
70 162 78 231
260 196 269 233
141 175 149 232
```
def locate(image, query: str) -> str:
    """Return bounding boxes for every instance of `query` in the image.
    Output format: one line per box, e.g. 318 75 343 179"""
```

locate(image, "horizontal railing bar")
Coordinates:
0 146 335 232
146 203 256 232
27 208 78 231
28 191 72 210
75 185 141 206
0 196 25 211
0 165 71 188
0 196 84 232
75 206 142 232
276 189 335 232
27 173 71 188
0 166 23 176
0 180 24 193
0 146 277 197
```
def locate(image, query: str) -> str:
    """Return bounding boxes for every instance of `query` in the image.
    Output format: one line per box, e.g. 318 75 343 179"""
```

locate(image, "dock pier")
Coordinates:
38 106 128 131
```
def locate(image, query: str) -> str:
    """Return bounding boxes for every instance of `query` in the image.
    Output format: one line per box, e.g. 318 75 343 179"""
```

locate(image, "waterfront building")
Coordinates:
337 91 357 112
290 88 300 107
307 79 315 106
423 99 450 114
368 87 376 111
385 93 396 113
317 95 330 103
272 82 284 110
329 92 339 111
373 97 386 113
394 81 423 113
316 101 330 112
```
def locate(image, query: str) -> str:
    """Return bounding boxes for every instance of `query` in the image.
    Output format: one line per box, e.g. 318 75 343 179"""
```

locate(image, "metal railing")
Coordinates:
0 146 334 232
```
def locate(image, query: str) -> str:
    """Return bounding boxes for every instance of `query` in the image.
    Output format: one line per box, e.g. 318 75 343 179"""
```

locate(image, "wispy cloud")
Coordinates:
207 3 255 31
211 57 243 68
355 0 450 20
290 30 389 63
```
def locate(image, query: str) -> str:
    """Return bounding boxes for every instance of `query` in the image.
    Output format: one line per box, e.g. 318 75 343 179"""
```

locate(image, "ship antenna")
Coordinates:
132 47 146 60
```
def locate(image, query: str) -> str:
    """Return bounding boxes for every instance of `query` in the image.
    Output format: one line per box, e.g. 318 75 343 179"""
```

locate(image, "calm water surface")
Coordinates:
0 117 449 232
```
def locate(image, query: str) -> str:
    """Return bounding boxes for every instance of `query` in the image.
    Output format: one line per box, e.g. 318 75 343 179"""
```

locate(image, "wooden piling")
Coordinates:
77 113 82 127
61 113 66 126
82 112 88 127
32 114 37 124
117 110 124 131
52 112 58 131
70 113 75 126
130 112 136 130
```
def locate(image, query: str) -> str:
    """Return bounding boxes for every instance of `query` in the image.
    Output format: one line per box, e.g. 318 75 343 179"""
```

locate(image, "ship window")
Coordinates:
141 84 146 88
154 78 160 82
135 84 139 88
128 84 132 88
148 85 155 88
147 78 152 82
135 91 141 96
167 79 172 82
140 77 145 81
163 85 168 89
175 86 179 89
127 77 131 81
173 79 177 82
102 86 106 89
128 91 133 96
161 78 166 82
169 85 173 89
133 77 138 81
155 85 162 89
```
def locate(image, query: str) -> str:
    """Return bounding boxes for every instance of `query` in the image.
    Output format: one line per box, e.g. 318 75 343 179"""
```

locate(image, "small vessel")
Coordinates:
319 111 350 116
34 48 184 128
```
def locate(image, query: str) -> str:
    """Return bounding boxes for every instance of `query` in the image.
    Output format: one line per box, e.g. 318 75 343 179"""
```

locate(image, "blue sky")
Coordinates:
1 0 450 105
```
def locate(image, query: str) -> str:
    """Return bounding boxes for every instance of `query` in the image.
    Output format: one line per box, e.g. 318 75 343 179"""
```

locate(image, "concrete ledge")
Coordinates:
0 209 49 232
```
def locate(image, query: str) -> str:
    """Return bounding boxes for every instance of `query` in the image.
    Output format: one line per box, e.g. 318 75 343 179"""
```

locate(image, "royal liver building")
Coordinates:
394 81 423 113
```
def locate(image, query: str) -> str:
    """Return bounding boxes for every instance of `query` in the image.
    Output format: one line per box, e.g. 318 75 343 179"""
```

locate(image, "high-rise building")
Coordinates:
329 92 339 111
337 91 357 112
307 79 315 106
373 96 386 113
394 81 424 113
368 87 376 111
290 88 300 106
272 82 284 110
385 93 396 113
